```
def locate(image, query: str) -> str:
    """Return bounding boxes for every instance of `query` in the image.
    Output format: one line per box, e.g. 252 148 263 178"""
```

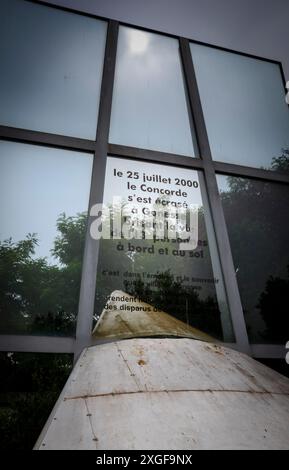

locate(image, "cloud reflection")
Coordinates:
127 28 150 55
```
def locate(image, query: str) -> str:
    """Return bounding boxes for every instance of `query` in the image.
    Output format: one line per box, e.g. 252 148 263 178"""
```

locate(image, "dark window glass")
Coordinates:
217 174 289 343
0 352 72 450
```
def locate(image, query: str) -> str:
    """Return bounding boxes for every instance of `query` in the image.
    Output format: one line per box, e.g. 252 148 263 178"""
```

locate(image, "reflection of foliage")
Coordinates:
95 203 213 302
257 267 289 342
52 212 87 266
124 270 223 340
0 352 72 450
0 234 38 331
220 150 289 342
271 149 289 173
0 214 78 449
0 212 87 335
94 199 222 338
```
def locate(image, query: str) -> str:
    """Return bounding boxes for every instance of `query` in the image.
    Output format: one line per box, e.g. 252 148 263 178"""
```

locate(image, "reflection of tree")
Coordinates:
0 212 87 335
220 149 289 342
124 270 223 340
0 352 72 450
0 213 81 447
257 267 289 342
95 203 217 332
271 149 289 173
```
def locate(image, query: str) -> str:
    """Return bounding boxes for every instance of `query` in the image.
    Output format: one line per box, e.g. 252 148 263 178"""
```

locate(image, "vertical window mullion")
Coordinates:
74 20 119 360
179 37 251 354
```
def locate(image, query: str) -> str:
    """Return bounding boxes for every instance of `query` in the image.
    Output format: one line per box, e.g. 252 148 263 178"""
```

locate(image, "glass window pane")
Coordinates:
191 43 289 171
217 174 289 343
92 157 234 342
0 141 93 335
0 352 72 450
109 27 198 157
0 0 107 139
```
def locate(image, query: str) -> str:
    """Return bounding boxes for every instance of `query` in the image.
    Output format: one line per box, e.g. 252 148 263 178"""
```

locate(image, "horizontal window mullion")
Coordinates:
251 344 287 359
0 335 75 353
214 161 289 185
108 143 204 170
0 125 96 153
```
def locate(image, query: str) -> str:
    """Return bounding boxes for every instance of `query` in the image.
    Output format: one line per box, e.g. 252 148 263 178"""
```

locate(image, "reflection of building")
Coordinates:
1 0 289 450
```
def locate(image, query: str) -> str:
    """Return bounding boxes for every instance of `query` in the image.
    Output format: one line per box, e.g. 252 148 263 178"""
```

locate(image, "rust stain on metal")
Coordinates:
84 399 98 449
137 359 147 366
233 363 269 393
63 388 289 401
204 344 224 355
115 342 142 390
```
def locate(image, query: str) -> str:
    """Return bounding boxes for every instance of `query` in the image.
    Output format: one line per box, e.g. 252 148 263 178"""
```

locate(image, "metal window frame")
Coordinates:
0 0 288 360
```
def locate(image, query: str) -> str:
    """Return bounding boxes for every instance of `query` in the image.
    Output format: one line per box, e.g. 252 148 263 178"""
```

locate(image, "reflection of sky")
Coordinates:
0 141 93 262
191 43 289 169
109 26 197 157
0 0 107 139
216 174 230 193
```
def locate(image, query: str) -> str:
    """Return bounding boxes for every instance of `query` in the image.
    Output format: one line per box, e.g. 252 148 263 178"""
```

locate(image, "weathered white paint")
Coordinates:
35 338 289 450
